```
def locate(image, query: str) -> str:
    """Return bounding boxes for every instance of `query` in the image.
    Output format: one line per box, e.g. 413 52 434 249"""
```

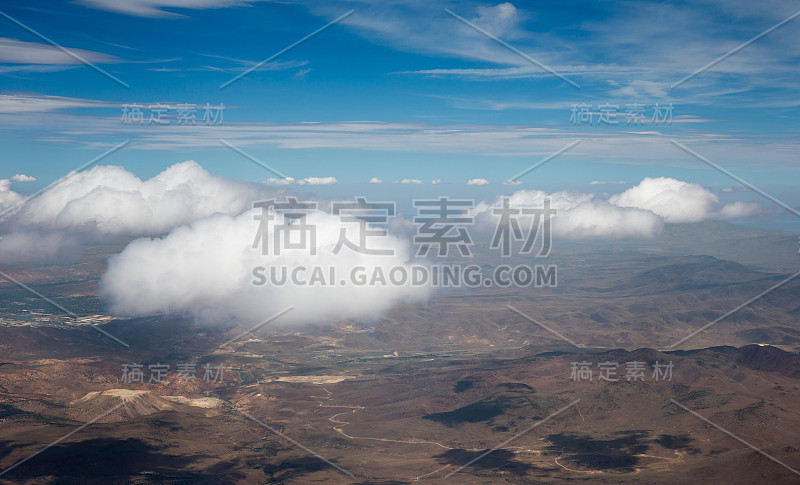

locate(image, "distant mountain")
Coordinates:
627 255 764 291
672 344 800 379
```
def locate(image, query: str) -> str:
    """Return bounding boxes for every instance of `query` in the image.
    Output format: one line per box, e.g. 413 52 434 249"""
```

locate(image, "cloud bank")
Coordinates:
101 175 761 326
0 161 767 327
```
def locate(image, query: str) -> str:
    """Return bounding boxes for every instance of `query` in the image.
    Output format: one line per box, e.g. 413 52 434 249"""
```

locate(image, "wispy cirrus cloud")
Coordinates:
74 0 270 18
395 64 641 81
0 37 121 74
3 93 799 172
310 1 550 69
0 93 117 113
325 0 800 105
297 177 337 186
0 37 118 65
264 176 337 186
171 53 309 74
0 37 179 75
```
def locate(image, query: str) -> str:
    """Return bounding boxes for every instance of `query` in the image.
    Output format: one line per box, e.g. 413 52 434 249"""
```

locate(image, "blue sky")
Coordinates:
0 0 798 226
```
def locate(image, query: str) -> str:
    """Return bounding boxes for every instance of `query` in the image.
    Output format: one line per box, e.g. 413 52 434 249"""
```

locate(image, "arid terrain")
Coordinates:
1 222 799 484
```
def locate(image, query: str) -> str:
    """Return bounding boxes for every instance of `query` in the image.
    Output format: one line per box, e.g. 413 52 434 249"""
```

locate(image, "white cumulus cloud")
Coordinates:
12 161 263 234
717 201 763 219
608 177 720 223
549 200 664 239
299 176 337 185
11 174 36 182
720 186 751 193
101 210 431 326
0 161 275 264
472 177 764 240
0 178 25 211
474 189 664 239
